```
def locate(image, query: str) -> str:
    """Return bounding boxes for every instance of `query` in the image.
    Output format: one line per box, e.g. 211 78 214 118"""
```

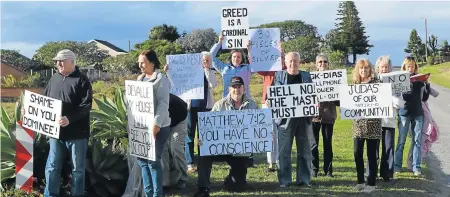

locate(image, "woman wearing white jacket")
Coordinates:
366 56 405 182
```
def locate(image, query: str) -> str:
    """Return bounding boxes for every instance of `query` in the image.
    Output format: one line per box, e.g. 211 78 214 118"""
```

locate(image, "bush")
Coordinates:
1 74 44 88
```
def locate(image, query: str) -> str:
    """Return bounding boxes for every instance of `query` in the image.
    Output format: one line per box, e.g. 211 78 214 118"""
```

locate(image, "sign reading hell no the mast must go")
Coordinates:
221 7 249 49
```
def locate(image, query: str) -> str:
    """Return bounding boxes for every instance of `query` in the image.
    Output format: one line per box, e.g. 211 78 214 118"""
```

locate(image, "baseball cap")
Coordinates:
229 76 244 86
52 49 76 61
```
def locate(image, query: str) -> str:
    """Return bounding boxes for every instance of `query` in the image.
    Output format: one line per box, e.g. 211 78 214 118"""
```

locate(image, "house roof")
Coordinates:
0 50 39 72
89 39 127 53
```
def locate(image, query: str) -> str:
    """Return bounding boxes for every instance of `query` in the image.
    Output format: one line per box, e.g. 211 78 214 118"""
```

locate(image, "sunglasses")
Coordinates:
318 60 328 64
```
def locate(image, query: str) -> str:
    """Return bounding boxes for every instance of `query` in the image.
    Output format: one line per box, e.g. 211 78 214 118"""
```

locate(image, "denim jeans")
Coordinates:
394 114 424 173
137 126 171 197
44 138 88 197
185 107 210 165
277 118 313 186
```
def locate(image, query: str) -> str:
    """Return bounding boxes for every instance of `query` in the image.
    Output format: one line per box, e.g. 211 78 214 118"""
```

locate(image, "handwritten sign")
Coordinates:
167 53 204 100
266 83 319 119
221 7 249 49
22 90 62 139
198 109 273 156
310 69 347 101
249 28 282 72
125 80 156 161
379 71 410 97
339 83 393 120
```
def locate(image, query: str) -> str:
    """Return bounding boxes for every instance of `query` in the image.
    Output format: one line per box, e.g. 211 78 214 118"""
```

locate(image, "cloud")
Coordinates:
0 42 43 58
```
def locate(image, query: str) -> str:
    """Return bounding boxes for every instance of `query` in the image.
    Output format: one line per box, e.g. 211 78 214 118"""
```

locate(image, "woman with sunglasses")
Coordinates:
310 53 340 178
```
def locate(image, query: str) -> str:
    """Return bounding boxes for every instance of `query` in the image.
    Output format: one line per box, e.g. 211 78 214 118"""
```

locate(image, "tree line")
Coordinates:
3 1 449 74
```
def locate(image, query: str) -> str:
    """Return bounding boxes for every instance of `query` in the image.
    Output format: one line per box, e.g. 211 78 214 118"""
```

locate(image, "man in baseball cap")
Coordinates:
53 49 77 76
43 48 93 197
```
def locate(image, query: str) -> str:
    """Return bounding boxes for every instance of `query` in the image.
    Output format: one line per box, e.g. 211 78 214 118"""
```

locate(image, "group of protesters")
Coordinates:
36 29 439 197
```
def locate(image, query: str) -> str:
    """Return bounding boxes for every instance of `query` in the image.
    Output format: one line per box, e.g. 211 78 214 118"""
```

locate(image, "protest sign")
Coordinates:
379 71 411 97
22 90 62 139
266 83 319 119
125 80 156 161
310 69 347 101
167 53 204 100
221 7 249 49
198 109 273 156
339 83 393 120
249 28 282 72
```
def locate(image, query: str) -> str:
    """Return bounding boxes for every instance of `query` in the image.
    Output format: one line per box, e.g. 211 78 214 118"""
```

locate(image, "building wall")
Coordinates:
1 63 26 79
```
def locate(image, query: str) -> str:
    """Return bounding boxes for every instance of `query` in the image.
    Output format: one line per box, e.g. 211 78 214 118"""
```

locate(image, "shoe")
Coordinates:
353 184 365 190
311 171 318 178
280 184 289 188
326 173 334 178
265 167 276 172
362 185 376 193
193 188 210 197
414 171 422 176
296 182 312 187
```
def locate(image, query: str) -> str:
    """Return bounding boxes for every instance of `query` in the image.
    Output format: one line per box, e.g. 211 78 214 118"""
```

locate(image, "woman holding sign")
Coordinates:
310 53 340 178
350 59 382 193
394 57 430 177
364 55 405 182
136 50 172 197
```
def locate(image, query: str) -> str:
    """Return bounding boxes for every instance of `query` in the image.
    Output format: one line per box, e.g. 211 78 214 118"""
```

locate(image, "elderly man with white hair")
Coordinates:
271 52 314 188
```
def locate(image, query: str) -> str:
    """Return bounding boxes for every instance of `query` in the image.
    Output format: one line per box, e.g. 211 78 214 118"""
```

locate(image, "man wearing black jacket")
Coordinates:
44 49 93 197
162 94 189 189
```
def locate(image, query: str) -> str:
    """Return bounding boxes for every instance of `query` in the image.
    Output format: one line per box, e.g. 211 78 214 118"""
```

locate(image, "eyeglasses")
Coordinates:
318 60 328 64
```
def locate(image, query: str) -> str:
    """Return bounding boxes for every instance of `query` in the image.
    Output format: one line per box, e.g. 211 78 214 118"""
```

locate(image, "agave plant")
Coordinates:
90 88 128 139
0 94 23 191
85 139 128 197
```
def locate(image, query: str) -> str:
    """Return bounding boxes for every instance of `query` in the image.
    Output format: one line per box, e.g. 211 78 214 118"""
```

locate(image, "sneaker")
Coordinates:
362 185 376 193
326 173 334 178
296 182 312 187
187 165 196 173
353 184 365 190
193 188 210 197
280 184 289 188
414 171 422 176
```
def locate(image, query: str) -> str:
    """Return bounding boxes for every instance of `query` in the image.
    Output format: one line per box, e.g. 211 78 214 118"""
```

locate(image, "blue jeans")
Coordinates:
277 118 313 186
44 138 88 197
137 126 171 197
394 115 424 173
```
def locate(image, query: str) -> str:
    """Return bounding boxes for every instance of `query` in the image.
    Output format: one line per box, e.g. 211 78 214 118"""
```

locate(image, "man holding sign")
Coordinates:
40 49 93 197
194 76 259 197
271 52 315 188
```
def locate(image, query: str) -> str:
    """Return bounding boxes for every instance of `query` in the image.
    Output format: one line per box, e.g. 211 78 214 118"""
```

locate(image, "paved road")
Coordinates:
424 82 450 196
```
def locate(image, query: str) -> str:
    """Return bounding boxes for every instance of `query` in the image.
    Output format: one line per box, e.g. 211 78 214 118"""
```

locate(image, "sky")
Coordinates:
1 1 450 67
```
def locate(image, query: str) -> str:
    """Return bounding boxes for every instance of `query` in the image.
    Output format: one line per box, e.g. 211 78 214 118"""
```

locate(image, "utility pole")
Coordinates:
424 18 428 63
128 40 131 52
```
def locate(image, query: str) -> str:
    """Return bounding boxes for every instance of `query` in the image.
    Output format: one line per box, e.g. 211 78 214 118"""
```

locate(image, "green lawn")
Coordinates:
420 62 450 88
1 68 442 197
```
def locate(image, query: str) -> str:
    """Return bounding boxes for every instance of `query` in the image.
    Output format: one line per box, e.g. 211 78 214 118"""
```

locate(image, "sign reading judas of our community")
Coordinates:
125 80 156 161
197 109 273 156
266 83 319 119
221 7 249 49
249 28 282 72
22 90 62 139
339 83 393 120
166 53 204 100
310 69 347 102
378 71 410 97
